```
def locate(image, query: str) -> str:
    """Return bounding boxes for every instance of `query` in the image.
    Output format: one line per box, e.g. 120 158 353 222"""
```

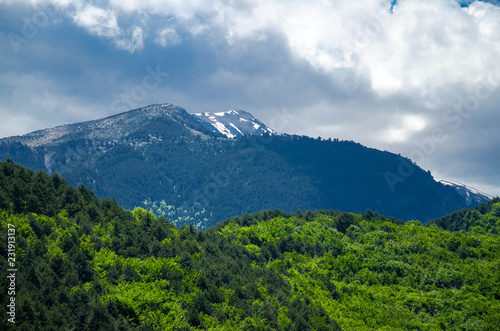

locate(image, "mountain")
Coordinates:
3 103 222 148
0 103 491 228
438 179 494 207
194 109 276 138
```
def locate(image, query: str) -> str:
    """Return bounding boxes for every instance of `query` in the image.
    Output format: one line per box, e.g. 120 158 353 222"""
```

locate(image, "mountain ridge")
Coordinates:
0 103 492 228
438 179 494 207
3 104 224 148
3 104 278 148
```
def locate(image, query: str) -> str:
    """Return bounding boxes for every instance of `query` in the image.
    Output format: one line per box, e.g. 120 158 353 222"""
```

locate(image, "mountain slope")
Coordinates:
0 103 488 228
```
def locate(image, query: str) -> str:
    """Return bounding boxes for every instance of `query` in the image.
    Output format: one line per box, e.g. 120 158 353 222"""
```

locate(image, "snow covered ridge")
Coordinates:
2 104 277 148
439 179 494 206
1 103 188 147
193 110 277 139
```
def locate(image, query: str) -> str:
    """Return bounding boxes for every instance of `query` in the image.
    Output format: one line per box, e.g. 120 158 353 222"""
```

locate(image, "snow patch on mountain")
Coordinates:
194 109 276 138
209 119 236 139
439 179 494 206
229 123 244 135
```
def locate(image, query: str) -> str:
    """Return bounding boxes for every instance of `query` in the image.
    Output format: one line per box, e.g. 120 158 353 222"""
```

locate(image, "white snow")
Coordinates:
439 179 457 187
192 109 277 138
438 179 494 200
210 119 236 138
44 153 54 173
229 123 244 135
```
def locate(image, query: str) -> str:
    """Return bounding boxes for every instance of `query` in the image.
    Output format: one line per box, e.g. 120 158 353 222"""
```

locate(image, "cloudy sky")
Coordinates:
1 0 499 196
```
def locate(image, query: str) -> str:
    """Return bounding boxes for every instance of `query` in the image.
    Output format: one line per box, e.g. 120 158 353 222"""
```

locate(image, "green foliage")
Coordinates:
1 161 499 330
429 197 500 234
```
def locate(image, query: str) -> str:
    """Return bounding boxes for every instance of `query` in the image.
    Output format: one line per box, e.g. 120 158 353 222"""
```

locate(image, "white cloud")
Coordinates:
10 0 500 94
72 4 145 52
381 114 428 143
204 0 500 100
73 5 120 38
467 1 500 53
155 27 181 47
116 25 144 52
0 0 76 5
362 0 500 96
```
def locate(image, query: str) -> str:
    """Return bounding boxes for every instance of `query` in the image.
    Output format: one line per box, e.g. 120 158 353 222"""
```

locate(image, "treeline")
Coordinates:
1 160 499 330
429 197 500 234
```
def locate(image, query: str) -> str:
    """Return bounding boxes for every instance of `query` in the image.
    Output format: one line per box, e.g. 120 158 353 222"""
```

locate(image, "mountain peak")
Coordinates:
193 109 276 138
3 103 198 148
438 179 493 206
129 103 189 118
2 104 277 149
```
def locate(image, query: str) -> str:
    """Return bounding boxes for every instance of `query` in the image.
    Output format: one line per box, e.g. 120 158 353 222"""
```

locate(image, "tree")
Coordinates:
335 213 358 234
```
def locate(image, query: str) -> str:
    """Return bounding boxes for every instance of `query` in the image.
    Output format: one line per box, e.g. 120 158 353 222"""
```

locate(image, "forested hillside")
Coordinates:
1 161 499 330
429 197 500 234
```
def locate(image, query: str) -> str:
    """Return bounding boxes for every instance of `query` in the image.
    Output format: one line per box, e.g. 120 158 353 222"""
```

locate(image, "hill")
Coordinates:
0 103 488 228
1 161 499 330
428 197 500 234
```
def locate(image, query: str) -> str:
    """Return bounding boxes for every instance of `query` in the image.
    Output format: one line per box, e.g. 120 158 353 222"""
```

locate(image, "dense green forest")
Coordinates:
1 160 499 330
428 197 500 234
